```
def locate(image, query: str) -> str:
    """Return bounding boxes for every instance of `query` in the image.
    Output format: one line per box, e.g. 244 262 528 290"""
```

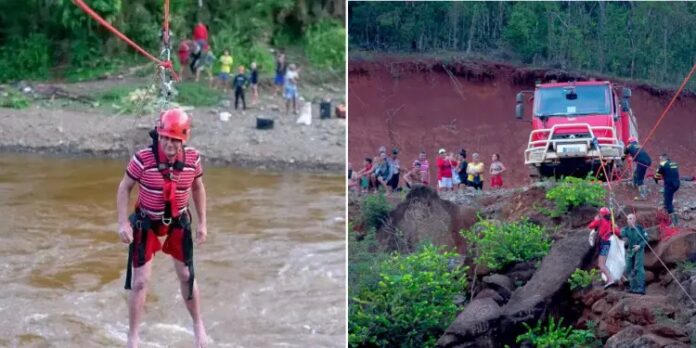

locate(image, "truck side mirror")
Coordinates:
516 92 524 103
516 104 524 119
515 92 524 119
622 88 632 99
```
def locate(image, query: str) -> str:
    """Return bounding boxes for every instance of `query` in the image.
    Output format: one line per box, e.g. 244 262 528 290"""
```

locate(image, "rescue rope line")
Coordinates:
635 61 696 159
72 0 179 82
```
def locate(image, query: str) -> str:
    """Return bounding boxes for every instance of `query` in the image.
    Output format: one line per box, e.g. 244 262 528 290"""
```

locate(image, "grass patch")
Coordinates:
175 82 224 107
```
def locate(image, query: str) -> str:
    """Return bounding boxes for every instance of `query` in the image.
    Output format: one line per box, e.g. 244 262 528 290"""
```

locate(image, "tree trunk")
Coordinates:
497 1 504 40
466 5 478 54
598 1 606 73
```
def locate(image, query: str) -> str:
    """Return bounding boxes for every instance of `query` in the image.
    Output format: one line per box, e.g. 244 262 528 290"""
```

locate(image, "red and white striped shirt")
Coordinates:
126 147 203 218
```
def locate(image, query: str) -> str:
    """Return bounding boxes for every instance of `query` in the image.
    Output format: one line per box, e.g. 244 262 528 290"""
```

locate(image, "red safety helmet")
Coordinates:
628 136 637 143
157 108 191 142
599 207 610 216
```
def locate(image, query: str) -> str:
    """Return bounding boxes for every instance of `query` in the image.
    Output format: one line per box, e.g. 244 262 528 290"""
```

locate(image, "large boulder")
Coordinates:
378 186 476 253
605 325 689 348
501 230 594 330
645 231 696 269
577 289 682 339
438 229 594 347
436 298 502 348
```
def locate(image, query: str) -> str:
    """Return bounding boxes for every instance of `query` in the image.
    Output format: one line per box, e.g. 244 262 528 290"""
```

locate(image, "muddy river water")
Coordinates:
0 154 346 347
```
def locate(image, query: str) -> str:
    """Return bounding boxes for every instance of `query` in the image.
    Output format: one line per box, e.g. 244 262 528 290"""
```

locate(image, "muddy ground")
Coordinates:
0 73 346 173
348 56 696 186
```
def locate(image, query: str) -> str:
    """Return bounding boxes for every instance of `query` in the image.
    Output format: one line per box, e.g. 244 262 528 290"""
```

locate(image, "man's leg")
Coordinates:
664 186 675 214
173 259 208 347
128 260 153 348
241 90 246 110
635 251 645 293
234 89 240 110
625 253 635 291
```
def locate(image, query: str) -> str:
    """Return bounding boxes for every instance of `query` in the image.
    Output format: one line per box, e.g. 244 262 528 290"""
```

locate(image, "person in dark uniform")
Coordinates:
655 153 680 226
624 136 652 200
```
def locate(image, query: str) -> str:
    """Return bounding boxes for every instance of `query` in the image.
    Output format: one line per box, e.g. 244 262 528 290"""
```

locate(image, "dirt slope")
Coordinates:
348 57 696 186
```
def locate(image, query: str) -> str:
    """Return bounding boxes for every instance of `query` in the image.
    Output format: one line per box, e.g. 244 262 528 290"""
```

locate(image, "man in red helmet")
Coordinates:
588 207 620 288
116 108 208 347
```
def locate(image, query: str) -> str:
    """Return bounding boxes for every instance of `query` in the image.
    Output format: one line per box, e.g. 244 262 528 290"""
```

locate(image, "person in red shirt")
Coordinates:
436 148 456 192
588 207 621 288
193 22 209 48
177 39 194 79
116 108 209 347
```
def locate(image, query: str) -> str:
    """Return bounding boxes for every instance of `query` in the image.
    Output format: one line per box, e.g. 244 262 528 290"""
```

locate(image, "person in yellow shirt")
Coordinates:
218 49 234 92
466 153 485 190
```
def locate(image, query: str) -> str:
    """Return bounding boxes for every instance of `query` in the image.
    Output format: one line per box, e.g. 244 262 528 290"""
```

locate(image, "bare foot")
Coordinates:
127 334 139 348
194 322 208 348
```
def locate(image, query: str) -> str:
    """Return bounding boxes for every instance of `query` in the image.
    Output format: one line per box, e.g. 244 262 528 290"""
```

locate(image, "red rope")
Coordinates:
72 0 179 81
636 61 696 158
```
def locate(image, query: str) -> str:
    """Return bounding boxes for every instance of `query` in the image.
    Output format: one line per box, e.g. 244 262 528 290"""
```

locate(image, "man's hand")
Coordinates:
633 245 640 252
119 222 133 244
196 224 208 245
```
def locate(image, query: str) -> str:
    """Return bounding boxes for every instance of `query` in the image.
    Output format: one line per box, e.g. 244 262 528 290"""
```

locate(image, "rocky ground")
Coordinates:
349 180 696 347
0 74 345 173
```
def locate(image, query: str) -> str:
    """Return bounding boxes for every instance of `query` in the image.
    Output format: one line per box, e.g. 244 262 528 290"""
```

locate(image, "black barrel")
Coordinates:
256 117 274 130
320 101 331 119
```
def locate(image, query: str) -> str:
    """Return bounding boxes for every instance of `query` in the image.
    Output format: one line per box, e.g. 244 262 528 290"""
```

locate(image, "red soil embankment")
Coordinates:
348 58 696 187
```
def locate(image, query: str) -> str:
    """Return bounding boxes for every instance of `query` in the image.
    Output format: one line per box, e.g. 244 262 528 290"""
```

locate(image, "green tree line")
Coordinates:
0 0 345 82
349 1 696 88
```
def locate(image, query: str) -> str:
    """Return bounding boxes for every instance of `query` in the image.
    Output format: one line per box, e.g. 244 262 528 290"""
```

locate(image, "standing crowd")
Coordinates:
176 22 302 115
348 146 507 195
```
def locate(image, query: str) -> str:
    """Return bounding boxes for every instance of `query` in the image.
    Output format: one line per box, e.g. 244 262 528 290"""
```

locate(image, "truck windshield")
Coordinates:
535 85 611 117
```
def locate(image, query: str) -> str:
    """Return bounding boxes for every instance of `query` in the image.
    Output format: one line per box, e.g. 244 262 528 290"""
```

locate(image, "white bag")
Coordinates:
296 100 312 125
601 234 626 283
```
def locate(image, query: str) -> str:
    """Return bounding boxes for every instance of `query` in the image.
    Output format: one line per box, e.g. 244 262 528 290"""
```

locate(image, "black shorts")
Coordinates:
387 173 400 190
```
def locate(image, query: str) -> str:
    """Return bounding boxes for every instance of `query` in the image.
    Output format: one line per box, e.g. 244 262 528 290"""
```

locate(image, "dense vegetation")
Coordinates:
462 219 551 271
0 0 345 82
349 241 468 348
349 1 696 90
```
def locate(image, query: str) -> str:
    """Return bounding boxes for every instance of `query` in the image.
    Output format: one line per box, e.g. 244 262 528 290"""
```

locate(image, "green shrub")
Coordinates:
210 29 275 74
676 260 696 274
0 89 30 109
0 34 50 82
349 244 468 348
348 226 387 304
304 20 345 72
517 317 596 348
462 219 551 271
545 176 606 217
568 268 600 290
361 194 392 230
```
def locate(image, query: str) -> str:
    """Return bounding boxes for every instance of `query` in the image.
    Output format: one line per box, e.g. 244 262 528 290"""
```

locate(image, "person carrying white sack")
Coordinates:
588 207 621 288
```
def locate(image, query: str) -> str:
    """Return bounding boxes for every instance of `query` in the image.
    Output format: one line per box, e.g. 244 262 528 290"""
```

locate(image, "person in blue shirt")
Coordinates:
624 136 652 200
655 153 680 226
